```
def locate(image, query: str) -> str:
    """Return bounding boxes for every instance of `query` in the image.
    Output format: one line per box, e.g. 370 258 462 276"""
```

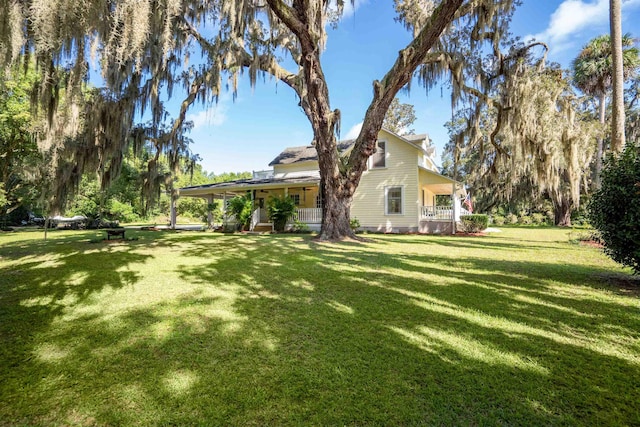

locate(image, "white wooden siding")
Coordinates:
352 134 420 231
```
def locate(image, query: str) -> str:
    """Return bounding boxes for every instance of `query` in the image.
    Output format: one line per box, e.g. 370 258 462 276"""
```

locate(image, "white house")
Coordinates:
179 128 469 234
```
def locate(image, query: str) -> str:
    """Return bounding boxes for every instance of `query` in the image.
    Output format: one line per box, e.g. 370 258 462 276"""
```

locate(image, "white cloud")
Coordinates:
528 0 640 49
329 0 368 20
186 94 230 130
344 121 363 140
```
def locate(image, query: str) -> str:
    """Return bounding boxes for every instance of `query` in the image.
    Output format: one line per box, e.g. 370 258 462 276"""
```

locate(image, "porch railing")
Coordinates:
294 208 322 224
421 206 453 220
421 206 473 221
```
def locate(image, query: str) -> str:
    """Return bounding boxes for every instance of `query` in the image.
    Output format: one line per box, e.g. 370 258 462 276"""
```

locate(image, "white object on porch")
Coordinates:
250 208 260 231
421 206 454 220
420 205 471 221
295 208 322 224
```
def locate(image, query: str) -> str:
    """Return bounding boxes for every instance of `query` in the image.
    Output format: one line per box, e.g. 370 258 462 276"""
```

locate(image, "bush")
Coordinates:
109 200 140 223
177 197 207 222
568 228 602 245
290 219 311 233
226 194 253 231
589 142 640 273
267 195 297 232
532 213 546 225
460 214 489 233
518 215 532 225
492 215 505 226
506 213 519 224
350 217 361 231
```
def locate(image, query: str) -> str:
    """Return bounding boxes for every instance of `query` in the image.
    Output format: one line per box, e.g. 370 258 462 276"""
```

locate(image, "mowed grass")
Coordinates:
1 227 639 426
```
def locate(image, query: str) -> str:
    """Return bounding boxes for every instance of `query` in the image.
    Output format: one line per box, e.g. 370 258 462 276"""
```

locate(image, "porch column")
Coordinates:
206 195 214 230
222 192 228 226
451 183 456 234
170 190 177 230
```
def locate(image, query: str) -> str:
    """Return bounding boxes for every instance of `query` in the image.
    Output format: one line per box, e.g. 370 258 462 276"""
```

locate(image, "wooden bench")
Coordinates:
106 229 126 240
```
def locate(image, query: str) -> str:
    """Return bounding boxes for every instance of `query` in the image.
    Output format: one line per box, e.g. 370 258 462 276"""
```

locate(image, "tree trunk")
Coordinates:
314 126 358 241
610 0 626 152
594 93 607 190
317 173 356 240
265 0 464 241
553 197 572 227
44 216 50 241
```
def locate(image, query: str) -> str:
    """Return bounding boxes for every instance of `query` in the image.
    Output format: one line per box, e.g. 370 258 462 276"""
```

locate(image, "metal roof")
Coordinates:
180 175 320 195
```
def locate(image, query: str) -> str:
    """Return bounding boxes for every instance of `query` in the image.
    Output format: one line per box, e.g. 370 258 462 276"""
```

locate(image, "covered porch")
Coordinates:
418 167 468 233
179 174 323 231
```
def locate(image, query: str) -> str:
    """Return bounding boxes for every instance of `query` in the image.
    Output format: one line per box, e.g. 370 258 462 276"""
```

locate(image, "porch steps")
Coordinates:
252 224 273 232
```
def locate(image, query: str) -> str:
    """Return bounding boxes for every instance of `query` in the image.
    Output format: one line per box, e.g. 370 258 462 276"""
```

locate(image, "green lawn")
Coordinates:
1 227 638 426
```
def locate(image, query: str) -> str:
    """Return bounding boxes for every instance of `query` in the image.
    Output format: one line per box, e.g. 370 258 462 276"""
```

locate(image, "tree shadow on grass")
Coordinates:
0 230 156 410
175 235 639 424
1 232 639 425
378 233 569 252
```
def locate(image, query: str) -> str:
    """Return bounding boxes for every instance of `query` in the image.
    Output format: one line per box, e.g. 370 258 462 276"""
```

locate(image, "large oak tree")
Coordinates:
2 0 521 240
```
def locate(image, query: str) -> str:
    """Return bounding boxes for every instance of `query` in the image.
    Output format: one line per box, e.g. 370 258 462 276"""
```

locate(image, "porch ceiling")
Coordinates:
419 167 466 196
424 183 462 195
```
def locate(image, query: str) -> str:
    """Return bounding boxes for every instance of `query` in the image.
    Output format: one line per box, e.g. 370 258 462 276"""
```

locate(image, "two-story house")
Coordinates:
179 128 468 234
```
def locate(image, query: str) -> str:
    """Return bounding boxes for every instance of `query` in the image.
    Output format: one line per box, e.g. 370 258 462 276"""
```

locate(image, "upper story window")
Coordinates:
371 140 386 168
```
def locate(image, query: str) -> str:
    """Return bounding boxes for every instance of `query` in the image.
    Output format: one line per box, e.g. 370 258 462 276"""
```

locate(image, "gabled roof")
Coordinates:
269 129 432 167
268 140 355 166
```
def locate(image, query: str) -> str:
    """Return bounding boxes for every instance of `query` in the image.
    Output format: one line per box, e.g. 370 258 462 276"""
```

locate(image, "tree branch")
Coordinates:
348 0 465 170
265 0 313 52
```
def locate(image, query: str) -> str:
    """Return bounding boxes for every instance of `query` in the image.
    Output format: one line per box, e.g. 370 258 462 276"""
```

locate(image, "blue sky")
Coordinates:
181 0 640 175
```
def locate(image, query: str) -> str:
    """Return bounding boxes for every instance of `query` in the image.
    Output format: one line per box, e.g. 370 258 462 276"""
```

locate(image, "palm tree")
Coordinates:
572 34 639 189
610 0 625 151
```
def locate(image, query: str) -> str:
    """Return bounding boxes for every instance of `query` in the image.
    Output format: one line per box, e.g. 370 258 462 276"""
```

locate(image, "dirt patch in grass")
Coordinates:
580 240 604 249
596 272 640 296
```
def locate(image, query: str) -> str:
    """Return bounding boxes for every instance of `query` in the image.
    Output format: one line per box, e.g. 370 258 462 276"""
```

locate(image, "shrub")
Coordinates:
518 215 532 225
460 214 489 233
267 195 297 232
177 197 207 222
568 228 602 245
492 215 505 226
290 219 311 233
532 213 546 225
226 194 253 231
350 217 361 231
506 213 518 224
589 142 640 273
109 200 139 223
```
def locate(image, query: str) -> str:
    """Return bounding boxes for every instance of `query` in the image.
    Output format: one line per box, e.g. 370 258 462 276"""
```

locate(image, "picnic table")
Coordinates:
105 228 126 240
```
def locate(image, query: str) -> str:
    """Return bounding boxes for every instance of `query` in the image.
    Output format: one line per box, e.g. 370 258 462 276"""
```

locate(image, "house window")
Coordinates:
371 140 386 168
315 193 322 209
291 194 300 206
385 186 403 215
